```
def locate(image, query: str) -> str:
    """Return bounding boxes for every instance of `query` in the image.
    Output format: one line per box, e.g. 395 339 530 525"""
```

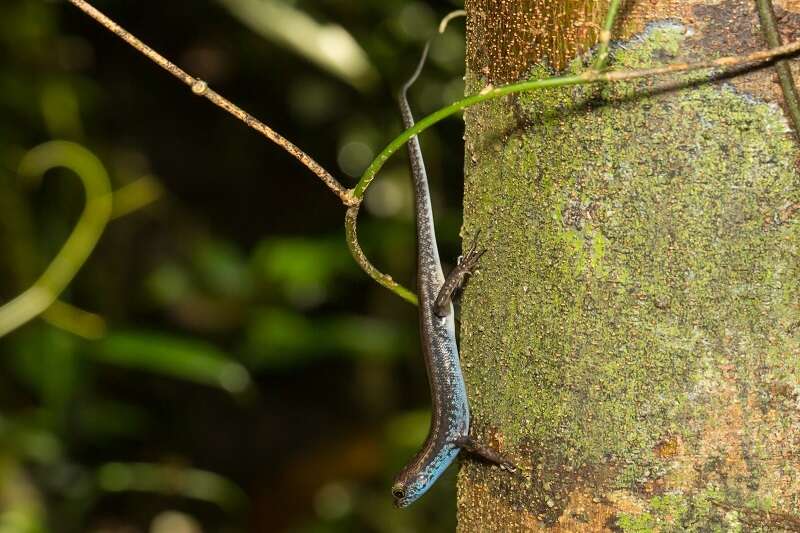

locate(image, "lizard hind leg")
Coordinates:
433 231 487 318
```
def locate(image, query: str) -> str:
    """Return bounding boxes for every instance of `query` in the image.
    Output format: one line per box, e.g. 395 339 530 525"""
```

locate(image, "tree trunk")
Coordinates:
458 1 800 531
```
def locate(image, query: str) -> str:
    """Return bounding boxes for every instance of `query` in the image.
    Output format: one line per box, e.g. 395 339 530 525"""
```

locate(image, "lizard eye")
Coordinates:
392 487 406 500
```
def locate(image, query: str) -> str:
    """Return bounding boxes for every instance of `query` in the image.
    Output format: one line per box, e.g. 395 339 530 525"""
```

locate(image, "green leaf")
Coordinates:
217 0 378 91
90 331 251 394
8 326 81 424
192 238 253 298
145 262 193 306
77 401 150 441
96 462 247 513
243 307 409 368
252 237 355 306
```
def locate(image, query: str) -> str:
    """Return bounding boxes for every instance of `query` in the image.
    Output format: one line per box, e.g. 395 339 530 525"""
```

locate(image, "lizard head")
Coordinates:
391 477 424 508
391 453 452 508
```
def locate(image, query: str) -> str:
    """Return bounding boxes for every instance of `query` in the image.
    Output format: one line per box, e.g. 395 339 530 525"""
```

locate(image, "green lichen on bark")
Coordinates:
460 24 800 529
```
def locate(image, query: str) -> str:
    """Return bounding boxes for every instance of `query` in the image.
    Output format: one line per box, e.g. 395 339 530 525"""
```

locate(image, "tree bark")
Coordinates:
458 1 800 531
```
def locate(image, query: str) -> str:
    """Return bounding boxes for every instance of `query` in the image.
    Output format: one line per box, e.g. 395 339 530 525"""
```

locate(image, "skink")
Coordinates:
391 43 513 509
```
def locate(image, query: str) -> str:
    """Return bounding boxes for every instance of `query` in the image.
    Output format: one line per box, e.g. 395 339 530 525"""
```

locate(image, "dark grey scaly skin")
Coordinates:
391 43 515 509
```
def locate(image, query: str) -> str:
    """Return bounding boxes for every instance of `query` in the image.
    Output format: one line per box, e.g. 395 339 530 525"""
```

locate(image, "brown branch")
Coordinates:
67 0 357 207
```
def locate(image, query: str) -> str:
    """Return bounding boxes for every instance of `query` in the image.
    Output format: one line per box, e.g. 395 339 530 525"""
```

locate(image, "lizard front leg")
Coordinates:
433 231 486 318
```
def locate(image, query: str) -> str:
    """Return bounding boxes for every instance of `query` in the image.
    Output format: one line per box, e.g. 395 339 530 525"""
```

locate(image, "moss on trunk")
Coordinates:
459 4 800 531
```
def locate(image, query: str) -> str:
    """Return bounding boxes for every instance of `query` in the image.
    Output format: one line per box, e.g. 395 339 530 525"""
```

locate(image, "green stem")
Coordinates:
110 175 162 220
42 300 106 339
349 31 800 303
0 141 113 337
755 0 800 139
352 74 585 198
354 34 800 201
592 0 624 71
344 206 418 305
42 175 162 338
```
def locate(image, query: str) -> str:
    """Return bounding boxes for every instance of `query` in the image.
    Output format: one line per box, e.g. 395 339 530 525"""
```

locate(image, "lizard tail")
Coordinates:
399 40 432 105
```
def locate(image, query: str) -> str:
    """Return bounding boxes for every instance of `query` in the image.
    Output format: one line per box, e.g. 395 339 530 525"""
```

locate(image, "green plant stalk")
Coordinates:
592 0 624 71
0 141 112 337
109 175 162 220
355 32 800 201
756 0 800 138
348 74 584 303
42 300 107 339
344 206 418 305
347 35 800 303
41 175 163 338
352 74 585 199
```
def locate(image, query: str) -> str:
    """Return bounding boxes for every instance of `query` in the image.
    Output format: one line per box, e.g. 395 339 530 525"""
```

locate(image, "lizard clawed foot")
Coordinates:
454 436 518 473
458 229 487 273
433 230 487 318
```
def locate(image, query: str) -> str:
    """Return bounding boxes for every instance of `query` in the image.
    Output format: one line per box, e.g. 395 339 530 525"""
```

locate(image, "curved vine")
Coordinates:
0 141 113 337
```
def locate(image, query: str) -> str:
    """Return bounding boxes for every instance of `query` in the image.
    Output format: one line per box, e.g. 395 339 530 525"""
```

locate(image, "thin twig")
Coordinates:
756 0 800 138
591 0 623 71
344 206 417 305
67 0 357 207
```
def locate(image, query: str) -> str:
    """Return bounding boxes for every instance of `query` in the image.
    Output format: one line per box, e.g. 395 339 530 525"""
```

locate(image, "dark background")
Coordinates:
0 0 470 531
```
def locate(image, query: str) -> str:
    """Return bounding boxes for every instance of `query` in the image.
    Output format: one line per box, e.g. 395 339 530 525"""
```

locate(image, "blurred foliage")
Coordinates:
0 141 112 337
0 0 468 531
217 0 379 91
